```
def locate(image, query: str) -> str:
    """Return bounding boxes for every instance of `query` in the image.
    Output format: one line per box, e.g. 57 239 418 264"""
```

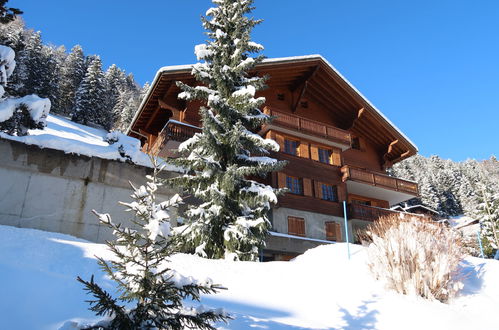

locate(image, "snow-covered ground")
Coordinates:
1 225 498 330
0 114 158 168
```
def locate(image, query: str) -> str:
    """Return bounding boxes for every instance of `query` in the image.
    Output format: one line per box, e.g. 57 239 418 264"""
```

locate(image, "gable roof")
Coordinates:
128 55 418 164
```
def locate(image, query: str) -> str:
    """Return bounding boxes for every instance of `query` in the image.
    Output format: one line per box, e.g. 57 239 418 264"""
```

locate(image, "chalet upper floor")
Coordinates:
127 55 420 219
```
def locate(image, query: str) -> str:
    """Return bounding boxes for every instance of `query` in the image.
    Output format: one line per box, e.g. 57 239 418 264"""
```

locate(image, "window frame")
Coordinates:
318 147 332 164
284 138 300 156
286 175 303 195
321 183 338 202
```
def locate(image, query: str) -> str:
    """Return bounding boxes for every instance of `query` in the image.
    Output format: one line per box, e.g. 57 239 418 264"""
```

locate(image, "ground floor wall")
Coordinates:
0 138 178 243
270 206 374 246
271 206 347 241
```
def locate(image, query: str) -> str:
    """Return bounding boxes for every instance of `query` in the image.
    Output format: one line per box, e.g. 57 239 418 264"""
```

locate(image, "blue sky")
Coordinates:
14 0 499 161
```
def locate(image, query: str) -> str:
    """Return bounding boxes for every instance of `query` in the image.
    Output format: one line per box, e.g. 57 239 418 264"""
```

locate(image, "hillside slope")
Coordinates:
1 225 498 330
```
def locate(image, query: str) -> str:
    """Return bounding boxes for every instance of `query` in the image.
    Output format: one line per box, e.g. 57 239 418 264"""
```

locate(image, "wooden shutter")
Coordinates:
331 148 341 166
335 222 343 242
277 172 287 188
275 134 285 152
325 222 336 241
303 178 313 197
315 180 323 199
310 145 319 161
326 222 342 241
288 216 305 237
299 142 310 159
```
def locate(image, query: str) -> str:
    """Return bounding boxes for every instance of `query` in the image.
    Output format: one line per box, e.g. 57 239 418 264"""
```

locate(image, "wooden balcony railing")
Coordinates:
150 120 201 156
263 108 351 146
348 203 430 222
341 165 419 196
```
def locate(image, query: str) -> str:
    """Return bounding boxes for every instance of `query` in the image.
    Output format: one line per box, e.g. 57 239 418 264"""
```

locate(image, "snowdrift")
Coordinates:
1 225 498 329
0 113 175 169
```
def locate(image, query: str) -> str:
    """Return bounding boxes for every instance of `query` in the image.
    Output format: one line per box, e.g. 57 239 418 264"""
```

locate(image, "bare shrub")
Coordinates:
361 215 465 302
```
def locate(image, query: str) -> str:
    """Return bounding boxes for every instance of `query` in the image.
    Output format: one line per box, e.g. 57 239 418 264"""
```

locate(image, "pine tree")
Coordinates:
473 167 499 256
113 90 141 132
105 64 127 122
72 56 112 129
0 0 22 24
77 163 228 329
169 0 286 261
58 45 86 115
38 43 62 110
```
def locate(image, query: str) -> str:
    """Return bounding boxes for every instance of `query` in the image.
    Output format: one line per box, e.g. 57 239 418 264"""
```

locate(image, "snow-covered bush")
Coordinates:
362 215 465 302
75 161 228 329
0 44 51 135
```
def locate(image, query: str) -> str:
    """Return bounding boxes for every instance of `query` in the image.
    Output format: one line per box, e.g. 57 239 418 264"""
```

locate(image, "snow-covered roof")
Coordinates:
448 215 479 229
403 204 439 214
130 55 418 152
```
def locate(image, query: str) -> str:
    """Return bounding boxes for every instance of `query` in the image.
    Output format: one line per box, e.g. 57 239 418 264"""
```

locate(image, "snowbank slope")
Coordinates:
0 114 157 168
1 225 498 330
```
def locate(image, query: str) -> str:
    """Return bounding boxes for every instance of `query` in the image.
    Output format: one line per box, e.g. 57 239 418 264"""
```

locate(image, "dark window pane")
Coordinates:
352 137 360 150
286 176 303 195
321 184 337 202
318 148 331 164
284 139 299 155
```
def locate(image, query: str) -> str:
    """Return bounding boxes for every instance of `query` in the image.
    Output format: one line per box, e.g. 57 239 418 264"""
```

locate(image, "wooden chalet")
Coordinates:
128 55 428 260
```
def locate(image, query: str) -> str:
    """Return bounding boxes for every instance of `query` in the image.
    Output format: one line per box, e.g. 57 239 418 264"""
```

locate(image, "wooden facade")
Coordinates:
128 55 424 245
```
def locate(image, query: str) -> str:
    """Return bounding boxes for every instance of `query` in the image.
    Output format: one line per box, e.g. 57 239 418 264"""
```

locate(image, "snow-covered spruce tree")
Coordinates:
475 176 499 258
77 163 228 329
105 64 126 122
58 45 86 115
113 89 142 132
72 56 112 129
169 0 286 261
0 0 22 24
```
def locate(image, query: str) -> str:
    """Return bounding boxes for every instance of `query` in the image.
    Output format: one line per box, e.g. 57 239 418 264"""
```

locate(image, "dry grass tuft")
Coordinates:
361 215 465 302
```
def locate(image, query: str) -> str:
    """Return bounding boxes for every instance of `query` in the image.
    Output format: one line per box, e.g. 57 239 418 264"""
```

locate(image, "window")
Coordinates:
352 199 371 206
351 137 361 150
286 176 303 195
321 184 338 202
288 216 305 237
284 139 299 156
318 148 332 164
325 221 341 241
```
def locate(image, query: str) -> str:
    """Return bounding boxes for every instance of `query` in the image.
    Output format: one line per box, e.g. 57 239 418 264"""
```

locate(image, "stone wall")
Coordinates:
0 138 178 243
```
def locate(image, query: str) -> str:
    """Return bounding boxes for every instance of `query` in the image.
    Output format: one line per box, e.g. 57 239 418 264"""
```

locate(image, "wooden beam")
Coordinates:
386 139 399 155
291 65 319 92
390 150 413 165
145 105 162 131
158 98 181 113
290 65 319 113
382 139 399 169
348 107 365 130
292 81 308 113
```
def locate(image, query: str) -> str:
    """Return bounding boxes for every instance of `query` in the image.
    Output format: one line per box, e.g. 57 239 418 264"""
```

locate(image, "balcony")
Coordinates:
261 108 352 150
341 165 419 205
150 120 201 158
348 203 431 222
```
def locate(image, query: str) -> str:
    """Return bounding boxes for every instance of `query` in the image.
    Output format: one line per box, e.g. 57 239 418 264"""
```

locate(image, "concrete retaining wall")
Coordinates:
0 138 178 243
